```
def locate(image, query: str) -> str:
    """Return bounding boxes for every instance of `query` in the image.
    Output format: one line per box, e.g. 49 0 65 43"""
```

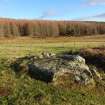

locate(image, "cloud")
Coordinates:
39 10 56 19
72 13 105 21
92 13 105 18
86 0 105 5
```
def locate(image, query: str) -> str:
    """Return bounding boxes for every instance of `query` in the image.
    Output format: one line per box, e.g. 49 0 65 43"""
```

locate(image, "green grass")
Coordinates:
0 41 105 58
0 68 105 105
0 36 105 105
0 35 104 58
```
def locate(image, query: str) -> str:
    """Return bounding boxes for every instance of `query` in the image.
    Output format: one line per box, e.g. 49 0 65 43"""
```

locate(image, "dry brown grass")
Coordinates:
0 35 105 44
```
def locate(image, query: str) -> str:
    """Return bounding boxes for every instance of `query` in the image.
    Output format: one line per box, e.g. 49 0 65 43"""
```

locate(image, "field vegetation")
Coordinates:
0 35 105 58
0 35 105 105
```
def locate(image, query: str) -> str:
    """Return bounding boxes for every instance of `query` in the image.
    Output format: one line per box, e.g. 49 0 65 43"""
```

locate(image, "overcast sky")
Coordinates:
0 0 105 21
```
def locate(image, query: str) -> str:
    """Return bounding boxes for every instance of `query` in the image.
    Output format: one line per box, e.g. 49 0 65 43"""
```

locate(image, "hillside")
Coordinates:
0 18 105 37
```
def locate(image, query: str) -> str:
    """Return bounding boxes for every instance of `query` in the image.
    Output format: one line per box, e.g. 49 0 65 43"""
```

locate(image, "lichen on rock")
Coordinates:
10 52 100 88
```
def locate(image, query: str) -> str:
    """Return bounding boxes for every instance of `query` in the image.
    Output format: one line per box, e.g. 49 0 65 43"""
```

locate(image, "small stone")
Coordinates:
75 75 81 82
73 55 86 64
49 53 56 57
41 52 50 58
90 66 102 80
39 54 43 59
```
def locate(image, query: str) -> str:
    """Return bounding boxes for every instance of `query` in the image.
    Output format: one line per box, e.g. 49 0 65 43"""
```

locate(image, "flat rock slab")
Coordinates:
11 53 100 87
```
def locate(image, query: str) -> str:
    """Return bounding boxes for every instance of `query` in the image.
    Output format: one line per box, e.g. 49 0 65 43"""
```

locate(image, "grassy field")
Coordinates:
0 35 105 105
0 35 105 58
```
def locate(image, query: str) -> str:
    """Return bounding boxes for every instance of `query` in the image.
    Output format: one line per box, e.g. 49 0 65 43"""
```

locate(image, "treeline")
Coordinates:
0 18 105 37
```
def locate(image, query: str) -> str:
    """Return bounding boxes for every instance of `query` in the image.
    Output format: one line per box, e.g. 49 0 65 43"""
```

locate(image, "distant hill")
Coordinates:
0 18 105 37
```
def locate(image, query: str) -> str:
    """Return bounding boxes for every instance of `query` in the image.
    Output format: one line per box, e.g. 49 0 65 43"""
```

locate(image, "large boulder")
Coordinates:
11 52 99 88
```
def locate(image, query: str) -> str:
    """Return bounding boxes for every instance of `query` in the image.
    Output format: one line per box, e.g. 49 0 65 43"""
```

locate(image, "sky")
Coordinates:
0 0 105 21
